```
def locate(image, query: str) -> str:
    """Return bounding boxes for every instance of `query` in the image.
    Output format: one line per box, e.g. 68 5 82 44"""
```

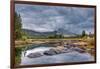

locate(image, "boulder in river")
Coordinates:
54 49 62 54
72 47 85 53
44 49 62 55
27 52 43 58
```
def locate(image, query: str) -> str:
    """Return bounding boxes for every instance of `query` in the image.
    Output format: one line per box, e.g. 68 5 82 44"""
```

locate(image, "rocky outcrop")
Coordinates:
43 45 86 56
27 52 43 58
44 49 62 55
27 43 86 58
71 47 85 53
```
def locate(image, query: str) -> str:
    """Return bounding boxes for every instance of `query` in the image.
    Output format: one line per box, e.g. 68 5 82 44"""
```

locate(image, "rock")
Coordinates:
61 49 68 53
64 43 78 49
54 49 62 54
61 48 71 53
73 47 85 53
27 52 43 58
64 44 71 49
44 49 62 55
44 49 56 55
64 44 68 47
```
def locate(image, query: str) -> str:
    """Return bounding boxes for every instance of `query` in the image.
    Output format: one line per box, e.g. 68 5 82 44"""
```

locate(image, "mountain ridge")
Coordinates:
22 28 77 37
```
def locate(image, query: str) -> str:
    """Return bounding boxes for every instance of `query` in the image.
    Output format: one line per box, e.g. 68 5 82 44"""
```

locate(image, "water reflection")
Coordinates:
20 44 94 65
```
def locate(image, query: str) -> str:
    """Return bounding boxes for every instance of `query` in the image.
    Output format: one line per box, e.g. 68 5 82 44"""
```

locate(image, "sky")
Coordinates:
15 4 95 34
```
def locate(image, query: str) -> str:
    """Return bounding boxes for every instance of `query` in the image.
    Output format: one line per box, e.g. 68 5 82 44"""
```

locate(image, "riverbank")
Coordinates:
15 38 83 47
15 38 95 56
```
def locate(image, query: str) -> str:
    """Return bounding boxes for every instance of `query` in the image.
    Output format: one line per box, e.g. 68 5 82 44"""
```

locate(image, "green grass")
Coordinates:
15 47 22 65
15 56 21 65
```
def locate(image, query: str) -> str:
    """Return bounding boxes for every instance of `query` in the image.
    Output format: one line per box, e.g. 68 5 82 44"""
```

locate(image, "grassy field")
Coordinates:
15 38 83 47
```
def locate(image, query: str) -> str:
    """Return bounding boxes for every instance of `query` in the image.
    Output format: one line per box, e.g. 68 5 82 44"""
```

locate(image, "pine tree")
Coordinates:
82 30 86 37
14 12 22 40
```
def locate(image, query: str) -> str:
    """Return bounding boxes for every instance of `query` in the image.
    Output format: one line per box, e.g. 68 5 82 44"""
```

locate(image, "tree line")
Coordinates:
14 12 22 40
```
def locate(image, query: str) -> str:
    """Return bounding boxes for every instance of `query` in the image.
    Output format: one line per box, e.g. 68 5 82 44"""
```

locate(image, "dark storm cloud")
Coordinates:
15 4 95 34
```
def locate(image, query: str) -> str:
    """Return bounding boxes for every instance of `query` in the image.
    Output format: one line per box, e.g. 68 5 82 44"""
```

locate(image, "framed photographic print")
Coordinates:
11 0 96 68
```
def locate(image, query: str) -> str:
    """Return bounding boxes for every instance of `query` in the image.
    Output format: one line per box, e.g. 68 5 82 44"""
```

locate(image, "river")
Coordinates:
20 44 94 65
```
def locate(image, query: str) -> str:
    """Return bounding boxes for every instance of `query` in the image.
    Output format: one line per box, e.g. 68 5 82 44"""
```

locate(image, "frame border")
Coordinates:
10 1 96 68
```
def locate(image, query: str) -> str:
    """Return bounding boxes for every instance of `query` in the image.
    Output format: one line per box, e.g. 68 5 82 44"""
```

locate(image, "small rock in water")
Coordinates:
27 52 43 58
